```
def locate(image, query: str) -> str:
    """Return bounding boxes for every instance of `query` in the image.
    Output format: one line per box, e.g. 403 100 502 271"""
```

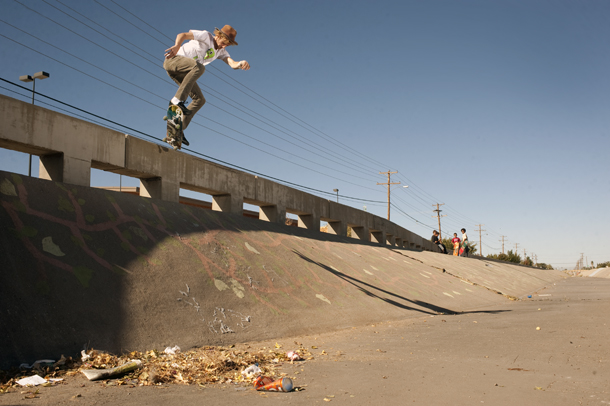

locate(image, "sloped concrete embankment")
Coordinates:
0 171 566 369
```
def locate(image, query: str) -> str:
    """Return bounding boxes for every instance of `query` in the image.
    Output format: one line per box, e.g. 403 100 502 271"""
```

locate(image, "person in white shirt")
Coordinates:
460 228 469 257
163 25 250 145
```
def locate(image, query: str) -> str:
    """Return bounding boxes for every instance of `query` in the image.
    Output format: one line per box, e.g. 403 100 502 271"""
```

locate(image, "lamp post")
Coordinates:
19 71 50 176
333 188 339 203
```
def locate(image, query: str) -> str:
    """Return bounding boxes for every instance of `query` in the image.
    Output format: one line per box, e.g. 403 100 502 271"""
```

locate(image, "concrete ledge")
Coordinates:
0 94 436 250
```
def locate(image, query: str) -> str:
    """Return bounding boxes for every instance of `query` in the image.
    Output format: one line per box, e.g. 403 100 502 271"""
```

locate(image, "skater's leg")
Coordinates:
182 83 206 130
163 56 205 104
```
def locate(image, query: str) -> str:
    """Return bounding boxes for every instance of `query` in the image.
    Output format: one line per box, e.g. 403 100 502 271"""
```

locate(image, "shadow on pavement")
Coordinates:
293 249 459 315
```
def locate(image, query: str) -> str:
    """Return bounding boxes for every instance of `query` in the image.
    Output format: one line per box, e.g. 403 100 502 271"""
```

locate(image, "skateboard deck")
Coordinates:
163 105 184 150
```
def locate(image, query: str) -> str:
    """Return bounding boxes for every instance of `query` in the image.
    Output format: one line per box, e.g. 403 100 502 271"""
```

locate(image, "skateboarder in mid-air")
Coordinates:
163 25 250 146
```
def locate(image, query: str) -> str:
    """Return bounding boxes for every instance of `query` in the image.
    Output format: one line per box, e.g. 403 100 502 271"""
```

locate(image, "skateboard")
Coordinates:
163 105 184 150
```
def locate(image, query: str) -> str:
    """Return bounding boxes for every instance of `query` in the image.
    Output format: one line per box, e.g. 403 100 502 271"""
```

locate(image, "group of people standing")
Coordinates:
431 228 470 257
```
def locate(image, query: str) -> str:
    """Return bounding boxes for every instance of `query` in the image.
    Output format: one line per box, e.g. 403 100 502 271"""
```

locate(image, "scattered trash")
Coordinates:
3 344 314 389
538 294 551 297
536 327 541 330
527 295 532 298
81 360 142 381
164 346 181 355
241 364 262 378
17 375 47 386
18 360 55 369
81 350 91 362
254 376 294 392
286 351 301 362
16 375 64 386
54 355 67 367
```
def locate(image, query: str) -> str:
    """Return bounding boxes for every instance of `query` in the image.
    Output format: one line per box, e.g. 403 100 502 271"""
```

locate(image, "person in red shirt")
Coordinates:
451 233 461 256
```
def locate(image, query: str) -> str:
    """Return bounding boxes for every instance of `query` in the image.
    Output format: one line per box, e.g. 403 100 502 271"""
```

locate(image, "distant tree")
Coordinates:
535 262 554 270
441 237 454 253
522 256 533 266
487 249 521 264
597 261 610 268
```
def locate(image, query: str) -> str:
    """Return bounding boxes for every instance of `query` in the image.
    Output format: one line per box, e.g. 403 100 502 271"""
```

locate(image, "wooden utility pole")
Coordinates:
432 203 446 239
499 235 507 254
474 224 486 256
377 170 399 220
514 243 519 254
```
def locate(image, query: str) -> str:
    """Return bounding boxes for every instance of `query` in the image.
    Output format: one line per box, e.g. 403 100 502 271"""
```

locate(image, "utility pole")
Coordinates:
524 249 527 263
377 170 399 221
499 236 507 254
474 224 486 256
514 243 520 255
432 203 446 238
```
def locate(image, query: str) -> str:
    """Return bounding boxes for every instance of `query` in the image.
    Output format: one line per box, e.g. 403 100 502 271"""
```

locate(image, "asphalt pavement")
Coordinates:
2 276 608 406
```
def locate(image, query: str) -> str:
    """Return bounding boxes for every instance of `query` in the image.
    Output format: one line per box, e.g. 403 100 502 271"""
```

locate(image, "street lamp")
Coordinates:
333 188 339 203
20 71 50 176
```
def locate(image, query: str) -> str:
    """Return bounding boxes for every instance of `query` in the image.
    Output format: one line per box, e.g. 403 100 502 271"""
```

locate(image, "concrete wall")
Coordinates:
0 94 436 251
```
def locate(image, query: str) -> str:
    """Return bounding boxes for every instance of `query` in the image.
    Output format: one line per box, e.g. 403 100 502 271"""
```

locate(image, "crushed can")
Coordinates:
254 376 294 392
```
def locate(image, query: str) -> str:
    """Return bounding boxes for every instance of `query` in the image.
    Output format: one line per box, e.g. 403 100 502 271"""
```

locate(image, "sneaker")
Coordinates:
182 134 190 146
169 100 192 116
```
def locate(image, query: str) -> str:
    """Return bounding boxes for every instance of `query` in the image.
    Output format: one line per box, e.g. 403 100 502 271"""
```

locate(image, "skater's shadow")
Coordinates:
292 249 511 316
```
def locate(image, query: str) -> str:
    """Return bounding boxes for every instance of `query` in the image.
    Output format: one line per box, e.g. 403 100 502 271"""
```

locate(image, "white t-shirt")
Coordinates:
177 30 230 66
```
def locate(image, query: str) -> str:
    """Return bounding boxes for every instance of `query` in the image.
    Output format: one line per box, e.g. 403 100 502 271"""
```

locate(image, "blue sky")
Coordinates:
1 0 608 269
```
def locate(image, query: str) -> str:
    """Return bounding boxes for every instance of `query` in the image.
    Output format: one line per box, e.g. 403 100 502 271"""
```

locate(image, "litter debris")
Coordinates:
19 360 55 369
241 364 262 378
17 375 47 386
286 351 301 362
81 360 142 381
254 376 294 392
16 375 63 387
164 346 181 355
536 327 541 330
81 350 91 362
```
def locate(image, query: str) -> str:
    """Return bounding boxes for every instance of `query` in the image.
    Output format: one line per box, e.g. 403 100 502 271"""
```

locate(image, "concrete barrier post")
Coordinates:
350 225 369 241
370 230 386 245
259 204 286 225
39 153 91 187
298 213 320 230
326 220 347 236
139 177 179 202
212 193 244 215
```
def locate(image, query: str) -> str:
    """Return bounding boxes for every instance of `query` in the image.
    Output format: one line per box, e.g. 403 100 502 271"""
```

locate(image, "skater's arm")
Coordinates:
164 32 194 59
224 57 250 70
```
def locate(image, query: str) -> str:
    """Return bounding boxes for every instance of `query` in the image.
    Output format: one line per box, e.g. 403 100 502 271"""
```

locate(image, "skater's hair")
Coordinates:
461 228 466 233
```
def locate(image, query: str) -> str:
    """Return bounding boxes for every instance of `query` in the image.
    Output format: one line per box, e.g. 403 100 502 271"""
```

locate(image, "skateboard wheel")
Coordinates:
163 116 168 121
176 124 181 130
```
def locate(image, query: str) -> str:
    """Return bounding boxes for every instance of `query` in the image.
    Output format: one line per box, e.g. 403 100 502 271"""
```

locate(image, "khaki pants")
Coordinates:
163 56 206 130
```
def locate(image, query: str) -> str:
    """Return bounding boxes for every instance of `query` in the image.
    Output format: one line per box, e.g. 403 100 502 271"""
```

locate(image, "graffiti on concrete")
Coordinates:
1 173 466 318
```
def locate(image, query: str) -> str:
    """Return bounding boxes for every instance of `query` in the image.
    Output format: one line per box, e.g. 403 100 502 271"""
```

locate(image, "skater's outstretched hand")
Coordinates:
165 32 194 59
164 45 180 59
225 57 251 70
